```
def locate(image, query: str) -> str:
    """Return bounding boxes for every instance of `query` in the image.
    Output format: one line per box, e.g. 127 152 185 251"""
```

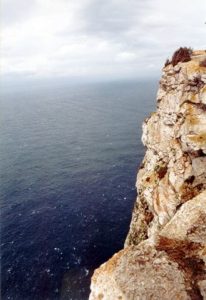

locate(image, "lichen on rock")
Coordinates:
89 49 206 300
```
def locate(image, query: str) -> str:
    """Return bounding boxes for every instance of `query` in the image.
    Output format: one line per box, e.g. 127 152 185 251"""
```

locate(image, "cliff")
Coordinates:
89 49 206 300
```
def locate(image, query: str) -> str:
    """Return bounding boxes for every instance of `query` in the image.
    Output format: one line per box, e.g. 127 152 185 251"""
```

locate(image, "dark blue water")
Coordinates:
1 80 157 300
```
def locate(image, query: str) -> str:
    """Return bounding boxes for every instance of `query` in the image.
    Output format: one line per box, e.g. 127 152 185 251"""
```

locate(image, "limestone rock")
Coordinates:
159 190 206 245
90 242 189 300
90 49 206 299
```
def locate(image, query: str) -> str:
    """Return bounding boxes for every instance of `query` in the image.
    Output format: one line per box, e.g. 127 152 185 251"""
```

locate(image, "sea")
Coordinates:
1 79 157 300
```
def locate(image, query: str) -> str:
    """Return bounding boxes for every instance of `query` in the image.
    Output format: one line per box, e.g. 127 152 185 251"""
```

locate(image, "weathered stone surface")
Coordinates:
90 242 189 300
198 280 206 298
159 191 206 244
126 51 206 244
90 50 206 299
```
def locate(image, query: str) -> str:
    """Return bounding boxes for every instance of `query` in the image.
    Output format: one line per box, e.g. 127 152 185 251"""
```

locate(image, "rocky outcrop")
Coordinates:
89 50 206 299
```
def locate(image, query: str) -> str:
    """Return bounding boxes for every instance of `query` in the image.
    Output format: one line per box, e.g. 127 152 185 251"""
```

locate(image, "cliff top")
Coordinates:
164 48 206 77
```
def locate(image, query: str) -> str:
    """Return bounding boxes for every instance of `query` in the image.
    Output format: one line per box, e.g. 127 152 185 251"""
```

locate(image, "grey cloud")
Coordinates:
2 0 206 80
2 0 38 26
82 0 140 33
57 0 142 38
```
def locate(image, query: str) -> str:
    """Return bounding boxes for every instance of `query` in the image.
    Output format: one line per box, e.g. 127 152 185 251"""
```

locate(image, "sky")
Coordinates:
1 0 206 81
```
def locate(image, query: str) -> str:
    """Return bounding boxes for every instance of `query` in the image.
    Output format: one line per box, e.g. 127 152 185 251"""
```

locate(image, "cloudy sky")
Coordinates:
1 0 206 81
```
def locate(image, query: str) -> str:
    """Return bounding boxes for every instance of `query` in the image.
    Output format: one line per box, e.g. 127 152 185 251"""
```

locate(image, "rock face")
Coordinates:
89 50 206 300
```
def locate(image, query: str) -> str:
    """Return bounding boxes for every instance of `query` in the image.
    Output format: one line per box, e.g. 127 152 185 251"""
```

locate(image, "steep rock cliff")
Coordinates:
90 50 206 300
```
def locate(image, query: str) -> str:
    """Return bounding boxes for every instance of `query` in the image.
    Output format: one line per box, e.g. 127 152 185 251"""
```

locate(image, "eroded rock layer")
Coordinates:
90 50 206 300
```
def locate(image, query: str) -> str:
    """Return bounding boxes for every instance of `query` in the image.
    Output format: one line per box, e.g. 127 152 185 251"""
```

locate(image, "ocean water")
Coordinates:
1 80 157 300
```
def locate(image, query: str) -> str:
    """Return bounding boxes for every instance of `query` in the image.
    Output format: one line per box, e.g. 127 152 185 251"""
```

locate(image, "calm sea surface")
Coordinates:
1 80 157 300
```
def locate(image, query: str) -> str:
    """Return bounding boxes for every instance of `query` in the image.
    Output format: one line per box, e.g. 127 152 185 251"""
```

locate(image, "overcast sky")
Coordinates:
1 0 206 81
